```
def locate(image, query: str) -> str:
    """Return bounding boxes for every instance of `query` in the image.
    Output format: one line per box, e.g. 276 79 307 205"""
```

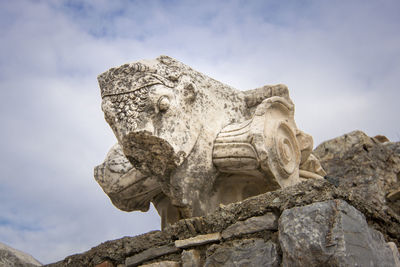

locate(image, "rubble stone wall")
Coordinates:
47 131 400 267
46 179 400 267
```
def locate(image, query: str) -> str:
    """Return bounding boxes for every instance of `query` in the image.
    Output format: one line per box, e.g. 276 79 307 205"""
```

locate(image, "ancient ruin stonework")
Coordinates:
47 131 400 267
314 130 400 213
94 56 325 228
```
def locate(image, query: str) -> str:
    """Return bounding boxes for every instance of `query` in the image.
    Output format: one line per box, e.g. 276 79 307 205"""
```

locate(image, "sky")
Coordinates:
0 0 399 264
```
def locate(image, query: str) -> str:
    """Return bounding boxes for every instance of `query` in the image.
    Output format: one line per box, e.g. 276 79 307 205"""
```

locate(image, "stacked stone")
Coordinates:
47 131 400 266
46 178 400 267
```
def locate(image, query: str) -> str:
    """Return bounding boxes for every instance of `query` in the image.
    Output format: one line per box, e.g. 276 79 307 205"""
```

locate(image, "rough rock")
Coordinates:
388 242 400 267
205 238 279 267
314 130 400 212
94 261 114 267
181 249 202 267
125 244 179 267
46 230 172 267
279 199 397 267
0 242 42 267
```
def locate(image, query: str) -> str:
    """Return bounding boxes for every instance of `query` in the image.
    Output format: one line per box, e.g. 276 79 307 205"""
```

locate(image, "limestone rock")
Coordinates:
125 244 179 267
181 249 202 267
205 238 279 267
0 242 41 267
175 233 221 249
95 261 114 267
388 189 400 201
388 242 400 267
221 212 278 239
314 130 400 212
279 200 397 267
96 55 324 227
139 261 179 267
314 130 375 161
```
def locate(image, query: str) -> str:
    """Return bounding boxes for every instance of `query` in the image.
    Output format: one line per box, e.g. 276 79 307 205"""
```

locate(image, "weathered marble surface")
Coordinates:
95 55 325 227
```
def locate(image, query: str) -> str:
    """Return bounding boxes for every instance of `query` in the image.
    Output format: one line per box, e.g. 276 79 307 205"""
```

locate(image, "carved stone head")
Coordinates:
96 56 326 226
98 56 245 178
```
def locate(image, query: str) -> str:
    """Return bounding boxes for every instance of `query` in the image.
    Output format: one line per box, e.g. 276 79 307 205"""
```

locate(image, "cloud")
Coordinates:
0 0 399 263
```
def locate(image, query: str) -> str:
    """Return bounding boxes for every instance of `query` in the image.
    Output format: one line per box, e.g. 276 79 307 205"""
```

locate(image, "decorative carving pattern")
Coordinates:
98 62 175 97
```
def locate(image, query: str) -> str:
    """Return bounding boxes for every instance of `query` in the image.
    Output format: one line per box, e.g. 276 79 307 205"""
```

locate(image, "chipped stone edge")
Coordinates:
221 212 278 240
125 244 180 267
175 233 221 249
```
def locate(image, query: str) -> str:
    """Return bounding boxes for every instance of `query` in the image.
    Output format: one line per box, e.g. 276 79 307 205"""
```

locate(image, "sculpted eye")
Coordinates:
157 96 170 112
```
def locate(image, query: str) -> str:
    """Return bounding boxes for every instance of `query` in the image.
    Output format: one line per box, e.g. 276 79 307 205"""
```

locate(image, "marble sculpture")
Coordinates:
94 56 326 228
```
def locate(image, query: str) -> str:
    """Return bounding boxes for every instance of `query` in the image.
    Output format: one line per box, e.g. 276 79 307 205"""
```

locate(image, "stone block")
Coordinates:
279 199 397 267
125 244 180 267
387 189 400 201
181 249 202 267
221 212 278 239
205 238 279 267
175 233 221 249
139 261 179 267
388 242 400 267
95 261 115 267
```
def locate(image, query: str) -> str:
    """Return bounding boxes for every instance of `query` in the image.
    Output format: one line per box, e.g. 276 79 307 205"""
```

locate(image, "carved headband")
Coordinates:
98 62 175 98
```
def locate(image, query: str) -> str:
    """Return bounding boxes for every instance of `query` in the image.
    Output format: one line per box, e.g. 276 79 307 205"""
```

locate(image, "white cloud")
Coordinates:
0 0 399 263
